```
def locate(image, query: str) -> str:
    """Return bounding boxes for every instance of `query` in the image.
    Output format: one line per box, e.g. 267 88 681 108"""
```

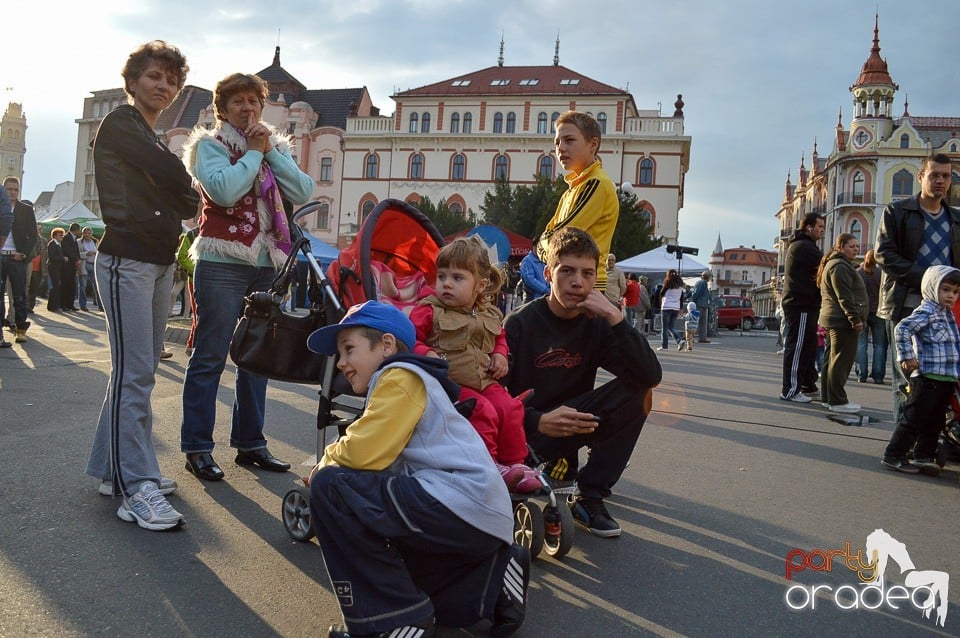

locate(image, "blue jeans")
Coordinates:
661 309 682 347
84 261 100 308
854 313 887 382
0 256 28 329
181 260 276 453
77 265 89 309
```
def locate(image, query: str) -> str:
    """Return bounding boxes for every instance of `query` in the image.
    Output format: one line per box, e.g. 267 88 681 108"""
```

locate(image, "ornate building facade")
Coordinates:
774 18 960 286
340 45 690 244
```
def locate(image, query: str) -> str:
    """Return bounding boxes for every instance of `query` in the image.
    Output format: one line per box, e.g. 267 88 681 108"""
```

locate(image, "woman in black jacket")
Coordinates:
84 41 199 532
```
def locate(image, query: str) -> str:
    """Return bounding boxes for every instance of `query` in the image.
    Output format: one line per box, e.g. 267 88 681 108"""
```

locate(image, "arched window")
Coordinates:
597 112 607 134
639 158 654 185
494 154 509 181
365 154 379 179
493 112 503 133
551 112 560 131
537 112 548 134
538 155 554 178
450 112 460 134
449 202 464 216
892 169 913 196
452 154 466 180
462 113 473 133
953 144 958 153
852 171 865 201
850 219 862 249
421 112 431 133
408 112 418 133
900 133 909 149
506 112 516 133
361 200 376 224
410 153 424 179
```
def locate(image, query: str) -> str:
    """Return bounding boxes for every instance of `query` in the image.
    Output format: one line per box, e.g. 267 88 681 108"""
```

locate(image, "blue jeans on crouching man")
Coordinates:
181 260 276 453
309 467 510 634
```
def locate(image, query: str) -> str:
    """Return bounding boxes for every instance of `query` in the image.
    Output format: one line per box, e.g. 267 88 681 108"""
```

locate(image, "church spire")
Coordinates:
498 33 504 67
273 45 280 66
553 33 560 66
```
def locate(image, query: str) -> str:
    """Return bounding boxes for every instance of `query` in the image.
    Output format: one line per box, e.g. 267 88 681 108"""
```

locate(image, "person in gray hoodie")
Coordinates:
306 301 528 638
882 265 960 475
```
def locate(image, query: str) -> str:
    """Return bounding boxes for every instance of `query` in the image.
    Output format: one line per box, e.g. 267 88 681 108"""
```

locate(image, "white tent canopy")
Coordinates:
616 245 709 277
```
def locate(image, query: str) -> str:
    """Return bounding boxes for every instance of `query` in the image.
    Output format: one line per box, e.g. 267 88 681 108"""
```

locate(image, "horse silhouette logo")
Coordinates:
864 529 949 627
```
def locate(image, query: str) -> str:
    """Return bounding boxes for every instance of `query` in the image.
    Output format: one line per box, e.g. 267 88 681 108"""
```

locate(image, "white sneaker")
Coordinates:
656 346 665 351
780 393 812 403
829 403 861 413
117 482 184 531
100 476 176 496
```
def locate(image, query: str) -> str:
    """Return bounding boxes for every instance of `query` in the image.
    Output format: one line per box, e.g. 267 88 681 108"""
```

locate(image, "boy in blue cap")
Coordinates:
306 301 529 638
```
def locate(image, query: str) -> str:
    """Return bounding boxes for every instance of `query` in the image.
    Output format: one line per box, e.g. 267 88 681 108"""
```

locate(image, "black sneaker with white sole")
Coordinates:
912 458 941 477
491 543 530 637
327 616 435 638
569 496 621 538
881 457 920 474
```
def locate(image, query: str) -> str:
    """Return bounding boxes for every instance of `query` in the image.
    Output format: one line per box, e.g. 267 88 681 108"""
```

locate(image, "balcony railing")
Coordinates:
622 116 684 136
835 192 877 205
345 116 395 134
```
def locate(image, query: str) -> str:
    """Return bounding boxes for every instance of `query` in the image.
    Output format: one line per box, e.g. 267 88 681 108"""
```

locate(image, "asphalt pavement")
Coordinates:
1 311 958 637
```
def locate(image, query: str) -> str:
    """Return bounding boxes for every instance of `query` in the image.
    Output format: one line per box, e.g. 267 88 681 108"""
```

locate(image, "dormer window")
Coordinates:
559 79 580 85
450 80 471 87
518 79 539 86
489 79 511 86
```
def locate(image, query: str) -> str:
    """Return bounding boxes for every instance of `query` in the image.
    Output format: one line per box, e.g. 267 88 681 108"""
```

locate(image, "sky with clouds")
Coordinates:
6 0 960 255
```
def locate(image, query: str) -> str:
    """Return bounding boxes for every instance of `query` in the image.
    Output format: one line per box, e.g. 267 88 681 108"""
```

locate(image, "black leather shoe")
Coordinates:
491 543 530 636
235 448 290 472
185 452 224 481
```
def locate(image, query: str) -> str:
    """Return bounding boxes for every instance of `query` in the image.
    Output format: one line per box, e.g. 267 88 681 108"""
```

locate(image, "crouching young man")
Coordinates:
306 301 529 638
504 227 662 538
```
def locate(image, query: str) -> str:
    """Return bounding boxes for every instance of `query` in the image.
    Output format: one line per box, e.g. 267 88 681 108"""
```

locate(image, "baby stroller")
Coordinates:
278 199 574 559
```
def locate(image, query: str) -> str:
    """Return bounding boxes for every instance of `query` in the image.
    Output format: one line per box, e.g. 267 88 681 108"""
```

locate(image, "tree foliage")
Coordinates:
480 173 661 258
610 191 663 258
415 195 476 237
479 174 567 240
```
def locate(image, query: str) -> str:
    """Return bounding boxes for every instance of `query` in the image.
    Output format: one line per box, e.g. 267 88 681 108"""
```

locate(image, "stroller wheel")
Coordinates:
282 487 315 542
513 501 544 558
542 499 574 558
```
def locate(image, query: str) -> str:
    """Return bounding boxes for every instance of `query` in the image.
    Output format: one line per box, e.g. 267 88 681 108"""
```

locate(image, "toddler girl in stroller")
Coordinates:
410 237 540 493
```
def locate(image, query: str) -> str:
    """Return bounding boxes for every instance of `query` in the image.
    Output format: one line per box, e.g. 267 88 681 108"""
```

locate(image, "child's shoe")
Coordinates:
497 463 524 489
510 465 542 494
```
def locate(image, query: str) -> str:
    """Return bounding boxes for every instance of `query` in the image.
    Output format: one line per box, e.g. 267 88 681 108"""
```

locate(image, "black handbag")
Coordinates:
229 238 333 384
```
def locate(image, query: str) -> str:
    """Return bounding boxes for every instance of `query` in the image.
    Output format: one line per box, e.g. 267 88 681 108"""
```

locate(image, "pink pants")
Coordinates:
459 383 528 466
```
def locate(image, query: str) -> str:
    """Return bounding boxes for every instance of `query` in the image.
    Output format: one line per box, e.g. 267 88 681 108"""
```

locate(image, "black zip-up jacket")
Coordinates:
782 230 823 309
10 201 39 260
875 195 960 321
93 104 199 264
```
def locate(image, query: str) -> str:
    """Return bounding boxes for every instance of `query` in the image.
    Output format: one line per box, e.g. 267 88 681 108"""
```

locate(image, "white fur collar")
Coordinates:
182 121 292 178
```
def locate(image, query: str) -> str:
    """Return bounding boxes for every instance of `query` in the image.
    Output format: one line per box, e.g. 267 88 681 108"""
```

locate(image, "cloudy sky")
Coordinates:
6 0 959 255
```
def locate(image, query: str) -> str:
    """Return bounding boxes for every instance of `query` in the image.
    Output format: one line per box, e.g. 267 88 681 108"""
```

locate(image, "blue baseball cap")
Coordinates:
307 301 416 355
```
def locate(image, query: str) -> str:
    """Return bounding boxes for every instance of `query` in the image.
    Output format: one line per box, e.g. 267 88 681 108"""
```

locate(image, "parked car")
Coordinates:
716 295 756 330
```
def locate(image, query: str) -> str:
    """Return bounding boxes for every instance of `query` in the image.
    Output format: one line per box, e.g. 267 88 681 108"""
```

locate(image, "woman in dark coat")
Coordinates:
817 233 868 413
